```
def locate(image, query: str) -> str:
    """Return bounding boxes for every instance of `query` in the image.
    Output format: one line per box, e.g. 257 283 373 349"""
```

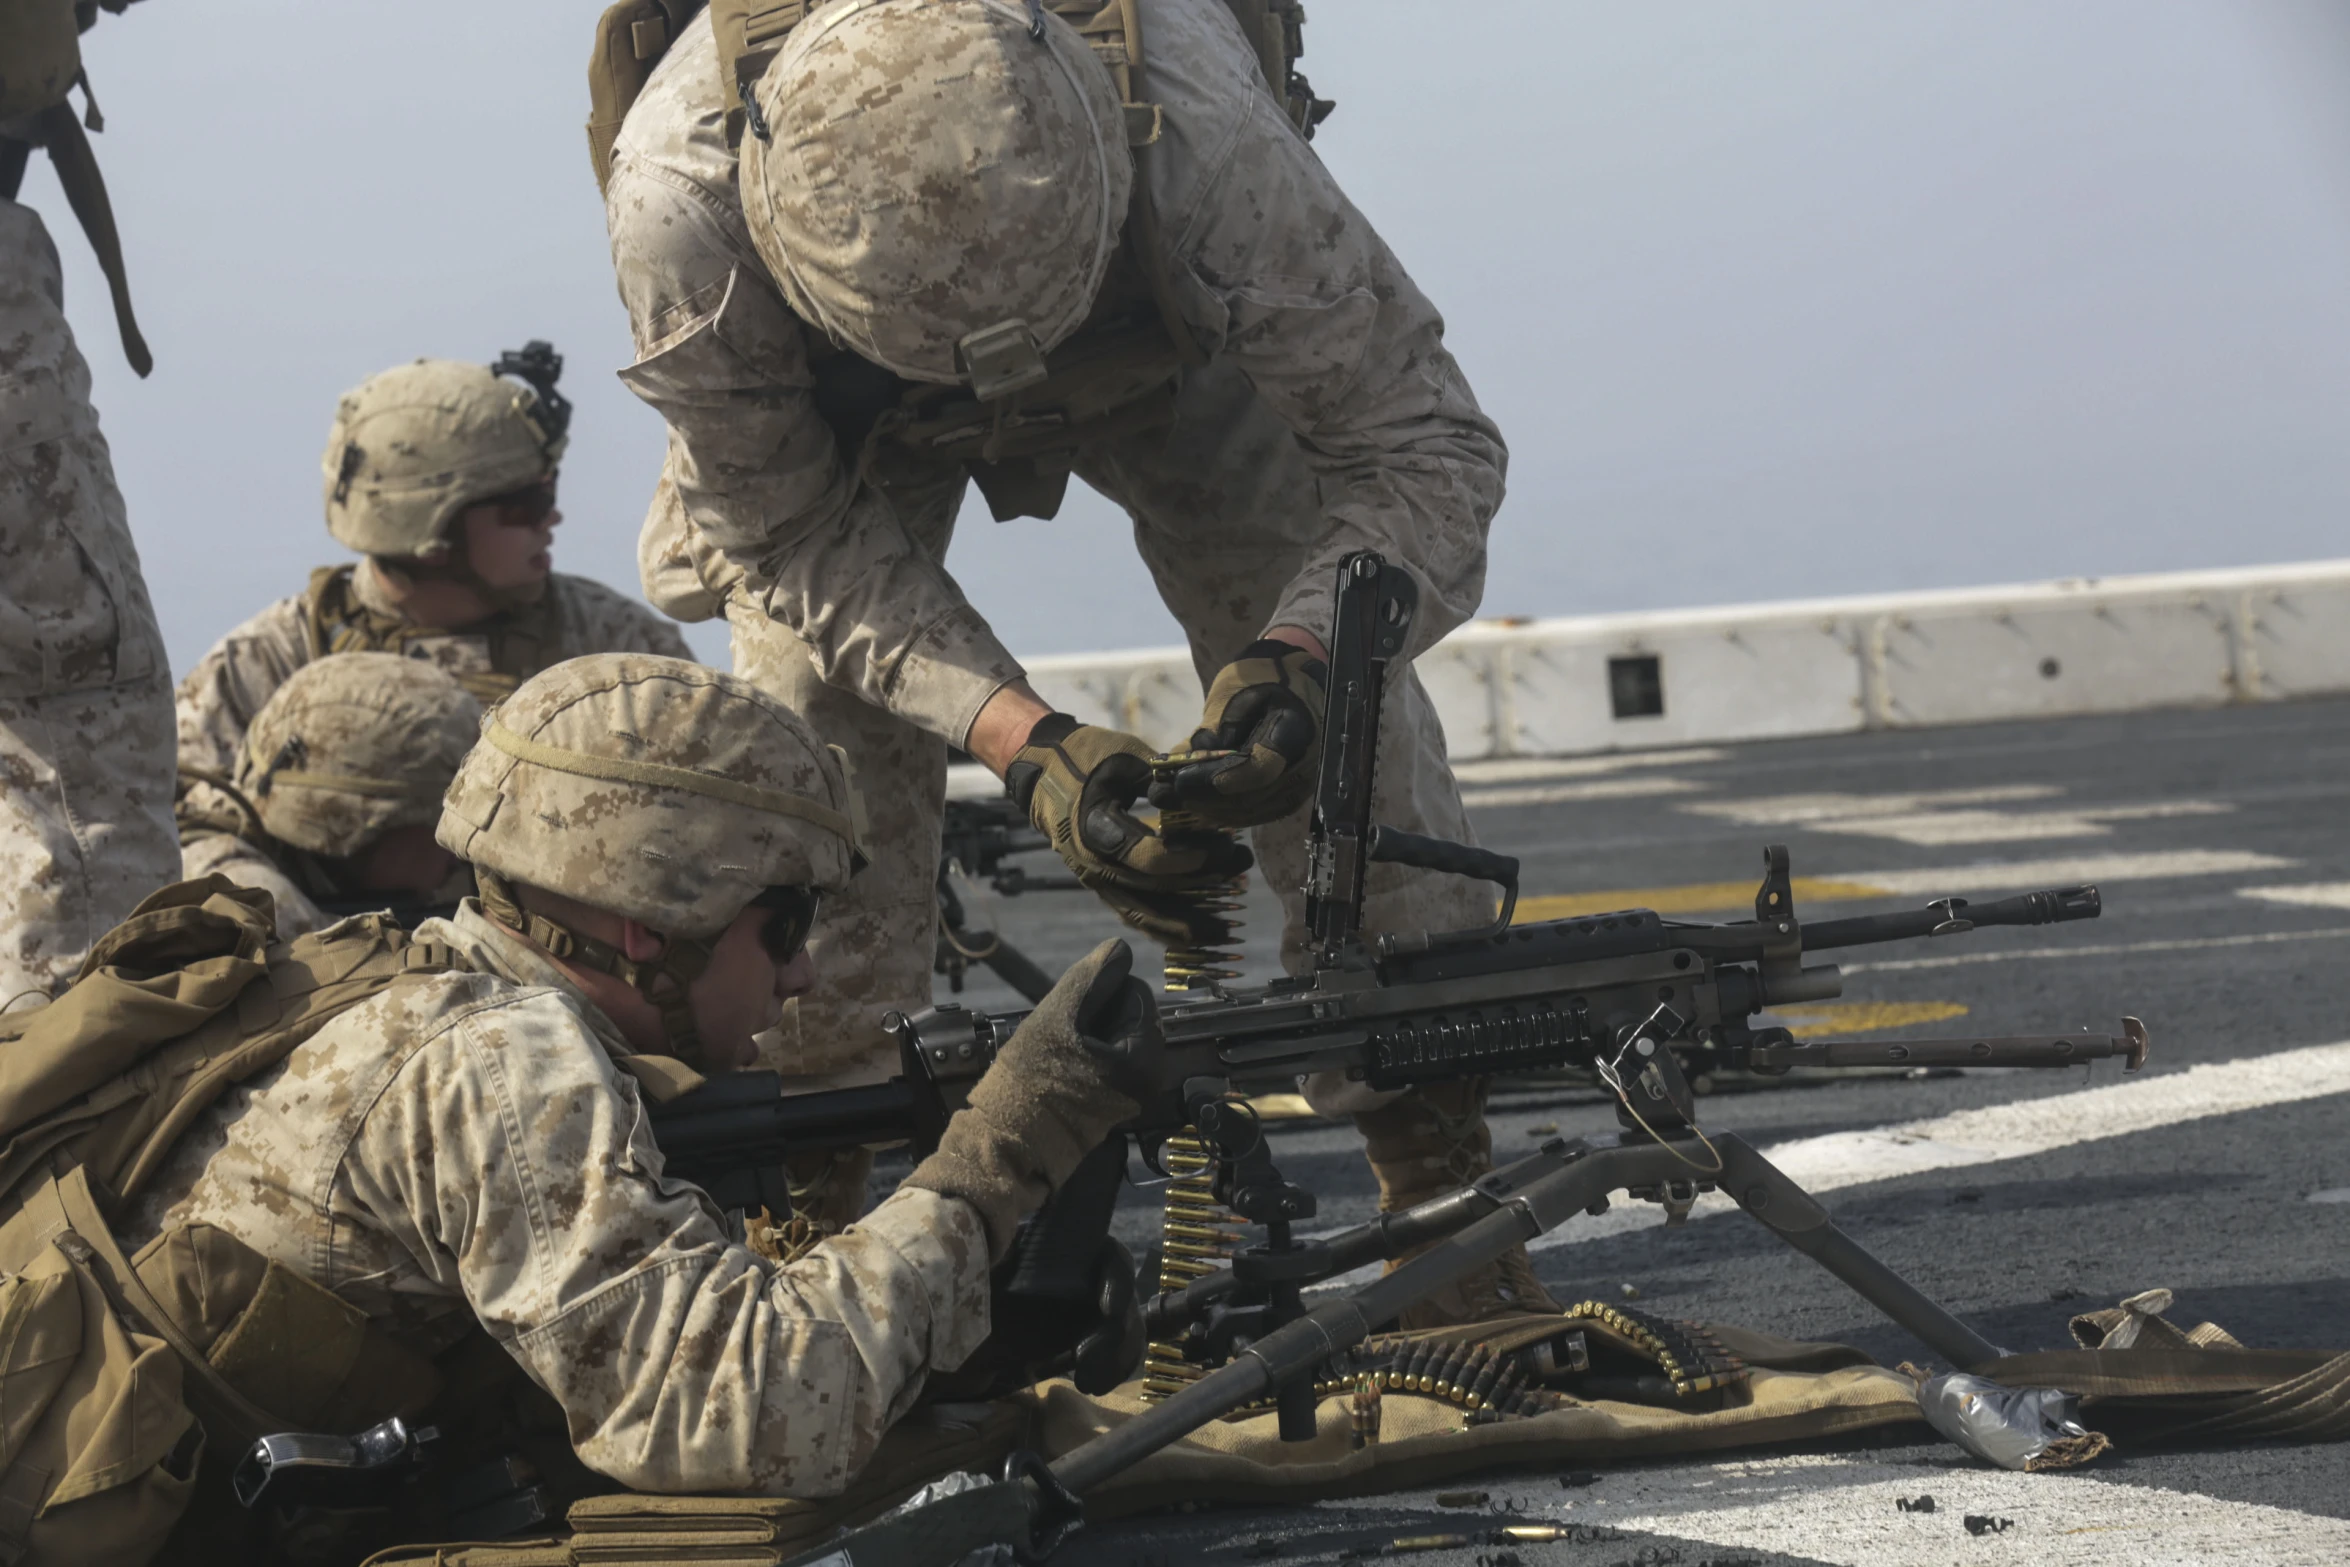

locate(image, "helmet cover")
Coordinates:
437 653 861 938
321 358 565 557
241 653 482 857
739 0 1130 384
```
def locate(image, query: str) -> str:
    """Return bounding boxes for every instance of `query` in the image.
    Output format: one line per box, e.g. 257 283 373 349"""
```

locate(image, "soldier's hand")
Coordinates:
1006 714 1251 946
1148 639 1328 829
905 939 1164 1257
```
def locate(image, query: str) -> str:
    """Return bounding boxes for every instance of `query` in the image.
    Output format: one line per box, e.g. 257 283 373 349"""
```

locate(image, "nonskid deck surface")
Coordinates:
899 695 2350 1563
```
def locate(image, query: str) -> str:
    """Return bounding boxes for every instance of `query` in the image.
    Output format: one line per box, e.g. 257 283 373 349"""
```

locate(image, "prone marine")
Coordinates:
0 653 1155 1563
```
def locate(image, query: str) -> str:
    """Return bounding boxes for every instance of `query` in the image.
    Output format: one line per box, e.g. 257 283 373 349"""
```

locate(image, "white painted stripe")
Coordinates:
1846 849 2294 895
1518 1039 2350 1251
1454 748 1728 783
1815 808 2121 846
1808 802 2231 847
1845 925 2350 974
1588 1454 2350 1567
1688 787 2058 824
1461 777 1706 809
2240 882 2350 911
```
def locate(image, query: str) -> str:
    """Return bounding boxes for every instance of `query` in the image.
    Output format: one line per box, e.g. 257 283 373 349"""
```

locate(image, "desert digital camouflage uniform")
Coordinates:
174 561 692 788
0 197 178 1009
610 0 1501 1080
116 897 992 1496
178 653 482 939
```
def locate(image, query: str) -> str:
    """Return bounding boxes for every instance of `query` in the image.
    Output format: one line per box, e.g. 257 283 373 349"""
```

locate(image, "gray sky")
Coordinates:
27 0 2350 675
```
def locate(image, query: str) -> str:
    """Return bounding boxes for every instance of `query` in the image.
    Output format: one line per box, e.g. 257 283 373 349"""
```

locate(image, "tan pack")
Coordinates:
0 878 458 1564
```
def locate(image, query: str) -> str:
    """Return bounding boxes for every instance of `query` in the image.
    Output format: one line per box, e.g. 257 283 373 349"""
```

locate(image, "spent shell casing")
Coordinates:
1385 1535 1470 1554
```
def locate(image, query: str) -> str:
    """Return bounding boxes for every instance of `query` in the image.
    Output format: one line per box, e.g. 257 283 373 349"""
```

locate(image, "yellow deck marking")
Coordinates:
1771 1000 1970 1038
1514 877 1894 921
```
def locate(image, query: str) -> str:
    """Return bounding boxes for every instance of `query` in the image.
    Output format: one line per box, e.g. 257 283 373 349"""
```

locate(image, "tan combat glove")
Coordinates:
1149 639 1328 829
904 939 1164 1258
1006 714 1251 947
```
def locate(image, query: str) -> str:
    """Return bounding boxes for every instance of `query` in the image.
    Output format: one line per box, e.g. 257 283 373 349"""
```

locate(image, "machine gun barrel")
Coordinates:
1804 885 2100 950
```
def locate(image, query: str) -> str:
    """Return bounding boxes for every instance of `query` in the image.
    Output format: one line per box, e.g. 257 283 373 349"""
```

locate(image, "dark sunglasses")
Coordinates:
752 884 823 963
474 475 559 529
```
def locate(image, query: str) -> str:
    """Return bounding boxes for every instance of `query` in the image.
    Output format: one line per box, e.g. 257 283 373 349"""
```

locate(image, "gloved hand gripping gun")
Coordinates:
650 552 2145 1398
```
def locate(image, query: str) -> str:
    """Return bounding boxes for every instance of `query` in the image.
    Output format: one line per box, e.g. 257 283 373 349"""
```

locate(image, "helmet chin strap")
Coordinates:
477 867 715 1062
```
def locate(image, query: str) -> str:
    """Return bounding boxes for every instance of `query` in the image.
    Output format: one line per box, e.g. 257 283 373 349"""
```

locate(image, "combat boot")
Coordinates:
1354 1078 1562 1328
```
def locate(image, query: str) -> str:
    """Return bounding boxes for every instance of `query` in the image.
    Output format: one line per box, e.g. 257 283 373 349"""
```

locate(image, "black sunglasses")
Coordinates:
474 475 559 529
752 884 823 963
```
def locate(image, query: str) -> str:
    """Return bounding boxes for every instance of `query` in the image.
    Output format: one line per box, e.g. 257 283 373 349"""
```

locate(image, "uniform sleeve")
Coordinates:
1154 16 1506 654
602 164 1024 745
174 597 311 779
339 998 994 1497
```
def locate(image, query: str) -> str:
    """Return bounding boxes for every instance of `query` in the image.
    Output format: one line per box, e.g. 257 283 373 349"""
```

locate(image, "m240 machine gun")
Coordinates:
651 553 2147 1521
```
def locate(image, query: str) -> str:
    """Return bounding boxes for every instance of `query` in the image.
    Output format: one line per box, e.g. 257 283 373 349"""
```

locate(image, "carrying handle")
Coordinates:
1368 826 1520 927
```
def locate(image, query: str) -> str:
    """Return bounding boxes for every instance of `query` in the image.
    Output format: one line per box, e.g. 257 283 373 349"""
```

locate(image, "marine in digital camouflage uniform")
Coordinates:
178 652 481 939
173 351 695 810
0 3 178 1010
122 652 1156 1501
605 0 1548 1317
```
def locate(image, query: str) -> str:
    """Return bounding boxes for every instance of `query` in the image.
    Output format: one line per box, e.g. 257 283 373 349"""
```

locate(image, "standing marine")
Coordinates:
596 0 1549 1318
0 0 179 1009
173 345 695 803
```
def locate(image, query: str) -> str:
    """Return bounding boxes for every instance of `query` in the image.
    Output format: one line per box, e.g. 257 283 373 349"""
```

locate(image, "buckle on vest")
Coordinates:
957 320 1050 402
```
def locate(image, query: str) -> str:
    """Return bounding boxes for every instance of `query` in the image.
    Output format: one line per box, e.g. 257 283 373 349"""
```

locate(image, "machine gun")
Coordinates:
934 794 1078 1003
650 550 2145 1413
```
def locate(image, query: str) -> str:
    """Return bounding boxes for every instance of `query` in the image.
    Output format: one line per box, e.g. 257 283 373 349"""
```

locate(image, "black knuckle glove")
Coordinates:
1006 713 1252 946
1148 640 1328 829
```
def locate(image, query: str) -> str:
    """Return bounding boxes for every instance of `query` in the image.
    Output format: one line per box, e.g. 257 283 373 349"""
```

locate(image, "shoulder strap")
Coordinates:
25 99 152 377
588 0 709 194
300 563 374 659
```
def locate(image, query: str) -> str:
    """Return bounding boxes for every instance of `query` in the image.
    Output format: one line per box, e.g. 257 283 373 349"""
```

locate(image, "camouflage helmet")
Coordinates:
321 357 566 558
739 0 1130 385
239 654 482 857
437 653 862 940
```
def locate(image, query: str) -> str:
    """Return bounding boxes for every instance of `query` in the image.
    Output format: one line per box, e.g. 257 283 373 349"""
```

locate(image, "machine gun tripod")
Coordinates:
777 1009 2147 1567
